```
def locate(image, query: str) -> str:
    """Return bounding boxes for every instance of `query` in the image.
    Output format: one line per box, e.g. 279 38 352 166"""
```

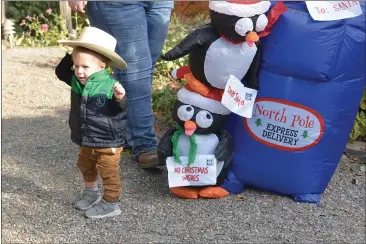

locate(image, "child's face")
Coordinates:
73 52 106 85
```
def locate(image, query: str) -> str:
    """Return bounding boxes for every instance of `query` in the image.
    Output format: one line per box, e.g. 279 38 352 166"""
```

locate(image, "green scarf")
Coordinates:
171 124 197 166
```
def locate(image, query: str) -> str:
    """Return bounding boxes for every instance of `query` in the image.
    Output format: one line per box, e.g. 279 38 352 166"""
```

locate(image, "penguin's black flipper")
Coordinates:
161 24 219 61
243 41 262 90
214 129 234 164
157 127 176 166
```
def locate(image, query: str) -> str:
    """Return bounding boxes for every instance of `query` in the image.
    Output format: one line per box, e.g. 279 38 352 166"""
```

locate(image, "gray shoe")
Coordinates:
85 199 121 219
75 189 102 211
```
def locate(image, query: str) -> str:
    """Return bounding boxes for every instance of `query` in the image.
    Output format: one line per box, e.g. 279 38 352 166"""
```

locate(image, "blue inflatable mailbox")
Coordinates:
223 1 365 204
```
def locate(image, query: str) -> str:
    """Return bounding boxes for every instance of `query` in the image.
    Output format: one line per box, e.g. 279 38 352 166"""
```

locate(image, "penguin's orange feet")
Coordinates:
170 187 200 199
198 186 229 198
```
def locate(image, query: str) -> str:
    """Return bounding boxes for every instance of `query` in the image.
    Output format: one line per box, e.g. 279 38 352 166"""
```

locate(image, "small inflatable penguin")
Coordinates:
161 0 272 90
157 86 234 199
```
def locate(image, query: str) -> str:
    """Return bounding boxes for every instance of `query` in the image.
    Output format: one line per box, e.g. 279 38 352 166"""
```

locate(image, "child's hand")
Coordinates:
113 83 125 101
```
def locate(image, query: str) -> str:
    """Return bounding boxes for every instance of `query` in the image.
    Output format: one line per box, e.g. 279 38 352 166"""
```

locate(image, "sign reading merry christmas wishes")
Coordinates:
166 155 221 187
244 98 325 151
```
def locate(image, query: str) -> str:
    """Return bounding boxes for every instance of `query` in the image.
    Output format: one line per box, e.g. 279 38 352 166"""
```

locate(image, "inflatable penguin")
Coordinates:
157 85 234 199
161 0 272 90
158 1 286 199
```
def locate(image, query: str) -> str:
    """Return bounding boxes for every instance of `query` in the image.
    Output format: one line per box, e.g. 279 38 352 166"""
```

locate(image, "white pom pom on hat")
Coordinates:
209 0 271 18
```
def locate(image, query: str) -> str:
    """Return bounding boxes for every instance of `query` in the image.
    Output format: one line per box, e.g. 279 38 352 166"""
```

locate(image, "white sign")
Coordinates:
306 1 363 21
244 98 325 151
221 75 258 118
166 155 222 188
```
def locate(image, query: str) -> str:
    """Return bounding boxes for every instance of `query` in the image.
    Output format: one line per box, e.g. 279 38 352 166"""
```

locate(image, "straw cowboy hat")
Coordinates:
58 27 127 70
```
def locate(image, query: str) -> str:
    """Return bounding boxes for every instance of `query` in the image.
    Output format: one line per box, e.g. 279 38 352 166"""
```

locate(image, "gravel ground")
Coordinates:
1 47 365 243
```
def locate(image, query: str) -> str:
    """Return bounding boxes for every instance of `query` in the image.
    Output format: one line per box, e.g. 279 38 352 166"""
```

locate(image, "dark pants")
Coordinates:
87 1 174 155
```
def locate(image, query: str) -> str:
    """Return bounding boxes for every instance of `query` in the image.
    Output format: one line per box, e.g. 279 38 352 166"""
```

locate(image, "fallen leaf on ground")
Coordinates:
235 195 245 201
360 165 365 172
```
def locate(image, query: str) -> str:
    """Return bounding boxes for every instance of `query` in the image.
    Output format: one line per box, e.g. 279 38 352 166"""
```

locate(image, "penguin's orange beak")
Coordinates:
246 31 259 47
184 120 197 136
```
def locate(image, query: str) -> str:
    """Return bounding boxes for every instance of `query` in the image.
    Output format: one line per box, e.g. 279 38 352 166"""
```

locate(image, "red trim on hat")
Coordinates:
175 65 191 79
183 72 224 102
258 1 287 38
185 84 223 103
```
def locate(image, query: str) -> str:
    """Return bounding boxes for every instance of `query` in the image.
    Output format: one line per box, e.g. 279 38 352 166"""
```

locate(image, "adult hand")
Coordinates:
68 1 88 14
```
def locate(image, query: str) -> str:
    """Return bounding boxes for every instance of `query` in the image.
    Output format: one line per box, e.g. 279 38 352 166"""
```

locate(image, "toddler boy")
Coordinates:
55 27 127 219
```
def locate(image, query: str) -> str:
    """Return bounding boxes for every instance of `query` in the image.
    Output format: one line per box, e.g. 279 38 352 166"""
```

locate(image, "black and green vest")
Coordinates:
69 69 127 148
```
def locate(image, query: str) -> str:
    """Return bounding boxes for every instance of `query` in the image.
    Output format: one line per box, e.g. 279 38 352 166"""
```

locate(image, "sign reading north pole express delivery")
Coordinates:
244 98 324 151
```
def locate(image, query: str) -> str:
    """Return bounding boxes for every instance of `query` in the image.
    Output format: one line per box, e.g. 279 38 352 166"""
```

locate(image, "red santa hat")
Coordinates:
174 71 231 115
177 88 231 115
209 1 271 18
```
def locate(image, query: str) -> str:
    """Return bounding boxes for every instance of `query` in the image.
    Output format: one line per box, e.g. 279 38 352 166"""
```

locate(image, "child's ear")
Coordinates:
101 62 106 69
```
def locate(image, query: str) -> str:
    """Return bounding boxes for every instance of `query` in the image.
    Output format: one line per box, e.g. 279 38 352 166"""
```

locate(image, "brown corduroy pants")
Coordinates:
77 147 123 203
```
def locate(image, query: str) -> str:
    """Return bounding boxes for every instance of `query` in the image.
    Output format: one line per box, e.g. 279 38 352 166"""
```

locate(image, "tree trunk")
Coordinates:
59 1 73 33
1 1 5 24
1 1 5 40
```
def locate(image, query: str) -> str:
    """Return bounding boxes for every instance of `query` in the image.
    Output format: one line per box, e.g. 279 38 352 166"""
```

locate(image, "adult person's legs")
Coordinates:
87 1 173 168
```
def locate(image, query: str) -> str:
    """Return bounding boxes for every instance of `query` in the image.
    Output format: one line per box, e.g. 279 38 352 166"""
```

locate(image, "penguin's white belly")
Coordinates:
204 38 257 89
177 134 219 156
177 133 224 179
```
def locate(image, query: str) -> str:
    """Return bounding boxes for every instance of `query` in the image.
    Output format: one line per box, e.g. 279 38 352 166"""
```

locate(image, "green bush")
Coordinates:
6 1 89 48
15 9 68 47
72 13 90 36
5 1 59 34
349 89 366 141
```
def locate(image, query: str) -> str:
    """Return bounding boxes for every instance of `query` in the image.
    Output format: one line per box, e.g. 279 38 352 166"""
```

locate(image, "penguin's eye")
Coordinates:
177 105 194 121
235 18 253 37
256 14 268 32
196 110 213 129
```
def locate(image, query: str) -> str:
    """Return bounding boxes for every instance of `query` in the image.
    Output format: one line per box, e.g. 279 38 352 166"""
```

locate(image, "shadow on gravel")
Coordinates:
1 174 53 199
17 60 59 70
1 107 169 202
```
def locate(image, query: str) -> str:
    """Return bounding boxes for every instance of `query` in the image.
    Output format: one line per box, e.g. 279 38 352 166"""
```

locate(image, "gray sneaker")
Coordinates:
85 199 121 219
75 189 102 211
